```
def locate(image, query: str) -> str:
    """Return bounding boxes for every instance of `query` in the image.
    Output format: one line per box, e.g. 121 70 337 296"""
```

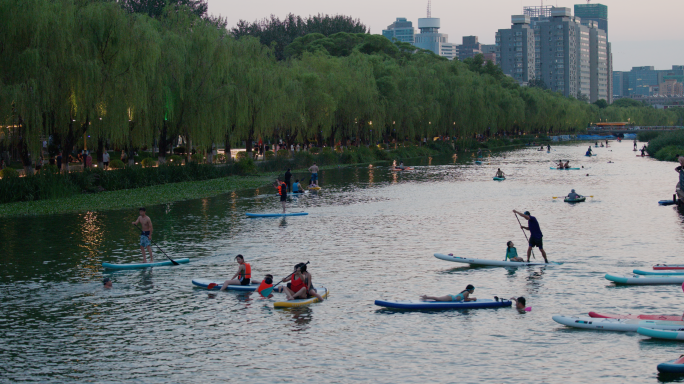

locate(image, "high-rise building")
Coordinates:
496 15 536 84
575 3 611 103
587 22 608 102
414 17 456 60
457 36 482 61
382 18 415 44
481 44 497 65
613 66 684 98
612 71 624 98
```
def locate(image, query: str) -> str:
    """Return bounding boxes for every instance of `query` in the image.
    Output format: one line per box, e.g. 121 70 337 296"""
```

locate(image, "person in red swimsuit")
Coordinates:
275 263 308 300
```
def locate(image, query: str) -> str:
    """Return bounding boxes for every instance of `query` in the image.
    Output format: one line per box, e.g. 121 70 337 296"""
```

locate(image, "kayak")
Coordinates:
638 327 684 341
605 273 684 285
564 196 586 203
191 278 261 291
246 212 308 217
102 258 190 269
274 287 328 308
493 177 506 181
550 167 580 170
633 269 684 275
659 200 677 206
654 264 684 270
375 298 511 310
658 356 684 374
434 253 560 267
552 315 684 332
588 312 682 321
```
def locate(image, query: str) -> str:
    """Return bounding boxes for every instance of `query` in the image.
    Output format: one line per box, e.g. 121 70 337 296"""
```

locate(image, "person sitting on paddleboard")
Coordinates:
567 189 580 200
563 160 570 169
257 274 275 298
556 161 564 169
495 168 505 178
547 144 551 151
274 263 309 300
299 263 324 302
219 255 258 291
640 148 646 156
513 210 549 263
292 179 303 194
398 161 406 170
505 241 524 262
420 285 476 302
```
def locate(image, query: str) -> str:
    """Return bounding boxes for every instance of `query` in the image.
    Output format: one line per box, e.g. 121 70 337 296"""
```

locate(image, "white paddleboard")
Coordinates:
553 315 684 332
434 253 559 267
605 274 684 285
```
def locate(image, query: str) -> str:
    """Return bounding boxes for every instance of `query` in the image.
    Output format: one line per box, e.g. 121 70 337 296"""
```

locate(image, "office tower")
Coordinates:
613 71 624 98
617 66 684 97
382 18 415 44
414 14 456 59
574 3 611 103
457 36 482 61
481 44 497 64
495 15 535 83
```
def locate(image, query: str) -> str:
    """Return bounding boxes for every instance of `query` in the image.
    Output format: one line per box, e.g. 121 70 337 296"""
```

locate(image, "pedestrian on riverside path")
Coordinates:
284 168 292 192
513 210 549 263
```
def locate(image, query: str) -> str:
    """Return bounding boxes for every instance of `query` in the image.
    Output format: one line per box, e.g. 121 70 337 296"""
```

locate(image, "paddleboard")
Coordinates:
191 279 261 291
654 264 684 270
392 167 414 171
245 212 308 217
434 253 560 267
552 315 684 332
564 196 586 203
374 298 511 310
634 269 684 275
658 356 684 374
584 154 597 157
550 167 580 170
588 312 682 321
475 161 482 165
102 258 190 269
308 186 321 190
493 177 506 181
274 287 328 308
605 273 684 285
659 200 677 206
638 327 684 341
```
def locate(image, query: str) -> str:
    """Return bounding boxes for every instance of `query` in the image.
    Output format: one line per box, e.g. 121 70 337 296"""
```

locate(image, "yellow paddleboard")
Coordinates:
274 287 328 308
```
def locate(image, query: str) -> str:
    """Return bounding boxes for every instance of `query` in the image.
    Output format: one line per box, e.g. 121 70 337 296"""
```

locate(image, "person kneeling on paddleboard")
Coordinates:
219 255 258 291
300 263 324 302
513 210 549 263
420 285 476 302
505 241 524 262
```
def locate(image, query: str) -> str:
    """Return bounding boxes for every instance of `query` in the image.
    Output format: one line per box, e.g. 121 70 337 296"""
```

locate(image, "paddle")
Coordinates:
133 224 179 265
514 213 535 260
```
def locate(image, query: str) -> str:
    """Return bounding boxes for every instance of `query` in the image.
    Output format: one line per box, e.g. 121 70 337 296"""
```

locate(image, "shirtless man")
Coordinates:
132 207 153 262
308 162 319 185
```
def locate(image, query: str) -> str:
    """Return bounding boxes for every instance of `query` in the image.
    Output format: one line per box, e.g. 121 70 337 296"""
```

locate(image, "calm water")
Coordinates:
2 143 684 383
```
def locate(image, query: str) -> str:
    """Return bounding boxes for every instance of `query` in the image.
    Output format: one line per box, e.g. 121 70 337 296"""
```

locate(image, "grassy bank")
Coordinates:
645 131 684 161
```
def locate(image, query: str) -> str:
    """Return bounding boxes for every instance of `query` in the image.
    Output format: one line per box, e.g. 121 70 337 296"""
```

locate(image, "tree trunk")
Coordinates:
224 133 232 162
206 143 214 164
97 138 104 168
62 122 75 173
158 121 168 165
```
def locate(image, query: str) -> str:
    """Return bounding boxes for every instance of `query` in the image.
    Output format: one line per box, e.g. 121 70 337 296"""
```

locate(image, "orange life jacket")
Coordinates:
239 263 251 279
279 182 287 196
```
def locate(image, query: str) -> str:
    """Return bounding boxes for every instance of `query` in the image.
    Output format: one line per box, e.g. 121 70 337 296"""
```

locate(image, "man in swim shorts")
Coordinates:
513 210 549 263
132 207 153 262
308 163 319 185
219 255 255 291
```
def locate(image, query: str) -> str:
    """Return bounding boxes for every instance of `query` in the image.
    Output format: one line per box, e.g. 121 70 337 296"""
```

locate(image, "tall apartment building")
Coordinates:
495 15 536 84
574 3 611 103
481 44 497 65
587 22 608 102
457 36 481 60
382 18 415 44
414 17 456 60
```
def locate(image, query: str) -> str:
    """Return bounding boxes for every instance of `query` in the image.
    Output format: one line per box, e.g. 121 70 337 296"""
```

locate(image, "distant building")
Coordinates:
496 15 536 84
612 71 624 98
586 21 608 102
481 44 497 65
574 3 611 103
382 18 415 44
414 17 456 60
457 36 482 61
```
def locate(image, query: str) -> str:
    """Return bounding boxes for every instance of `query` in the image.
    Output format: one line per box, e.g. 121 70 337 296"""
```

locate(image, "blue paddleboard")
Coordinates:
374 298 511 310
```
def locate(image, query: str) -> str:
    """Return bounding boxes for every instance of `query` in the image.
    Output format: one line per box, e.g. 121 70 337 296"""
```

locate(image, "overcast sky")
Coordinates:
208 0 683 72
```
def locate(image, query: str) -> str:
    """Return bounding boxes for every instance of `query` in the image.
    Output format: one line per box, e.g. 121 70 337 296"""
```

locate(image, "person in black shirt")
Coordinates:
284 168 292 192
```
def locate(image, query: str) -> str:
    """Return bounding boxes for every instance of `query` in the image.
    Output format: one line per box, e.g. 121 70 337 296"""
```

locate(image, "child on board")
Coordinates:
420 285 477 302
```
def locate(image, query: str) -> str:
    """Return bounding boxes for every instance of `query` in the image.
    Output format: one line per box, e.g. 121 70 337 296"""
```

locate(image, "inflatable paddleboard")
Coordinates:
493 177 506 181
605 274 684 285
246 212 308 217
550 167 580 170
637 327 684 341
634 269 684 276
392 167 414 171
658 356 684 374
588 312 682 321
654 264 684 270
307 186 321 190
564 196 586 203
552 315 684 332
659 200 677 206
102 258 190 269
191 279 261 291
374 298 511 310
434 253 560 267
274 287 328 308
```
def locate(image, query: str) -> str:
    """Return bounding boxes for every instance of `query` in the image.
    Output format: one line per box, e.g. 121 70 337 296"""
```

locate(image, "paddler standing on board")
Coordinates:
513 210 549 263
132 207 153 263
275 178 287 213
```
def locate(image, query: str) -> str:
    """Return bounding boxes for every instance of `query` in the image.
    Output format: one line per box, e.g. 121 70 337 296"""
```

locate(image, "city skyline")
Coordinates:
207 0 683 71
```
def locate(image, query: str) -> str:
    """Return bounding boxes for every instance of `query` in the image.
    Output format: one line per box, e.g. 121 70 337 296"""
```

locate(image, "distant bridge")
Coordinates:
587 124 684 135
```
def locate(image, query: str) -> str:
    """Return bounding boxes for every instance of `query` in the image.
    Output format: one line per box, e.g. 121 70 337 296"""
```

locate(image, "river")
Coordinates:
1 142 683 383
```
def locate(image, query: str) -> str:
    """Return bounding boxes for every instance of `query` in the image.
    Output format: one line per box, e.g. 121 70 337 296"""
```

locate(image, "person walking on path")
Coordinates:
284 168 292 192
308 163 319 185
132 208 153 262
513 210 549 263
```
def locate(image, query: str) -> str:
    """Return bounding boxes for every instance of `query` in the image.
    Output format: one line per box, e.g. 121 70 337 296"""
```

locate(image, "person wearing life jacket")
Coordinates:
219 255 256 290
300 263 324 302
275 263 309 300
256 274 274 298
275 178 287 213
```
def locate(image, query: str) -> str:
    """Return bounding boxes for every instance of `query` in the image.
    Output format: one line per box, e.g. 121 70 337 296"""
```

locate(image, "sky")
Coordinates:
207 0 683 72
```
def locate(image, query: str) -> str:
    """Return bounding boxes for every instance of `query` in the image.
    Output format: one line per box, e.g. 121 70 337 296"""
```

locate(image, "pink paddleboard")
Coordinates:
653 264 684 270
588 311 682 321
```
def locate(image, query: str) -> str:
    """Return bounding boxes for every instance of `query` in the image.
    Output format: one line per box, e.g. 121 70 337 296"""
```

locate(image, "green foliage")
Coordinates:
236 151 247 161
190 154 203 163
167 155 183 164
276 149 290 158
0 167 19 179
613 98 645 108
309 147 321 154
647 130 684 158
215 153 226 163
264 151 275 160
141 157 157 167
173 147 187 154
293 151 315 168
637 131 662 142
593 99 608 109
234 158 257 175
109 159 126 169
654 145 684 162
314 151 337 165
